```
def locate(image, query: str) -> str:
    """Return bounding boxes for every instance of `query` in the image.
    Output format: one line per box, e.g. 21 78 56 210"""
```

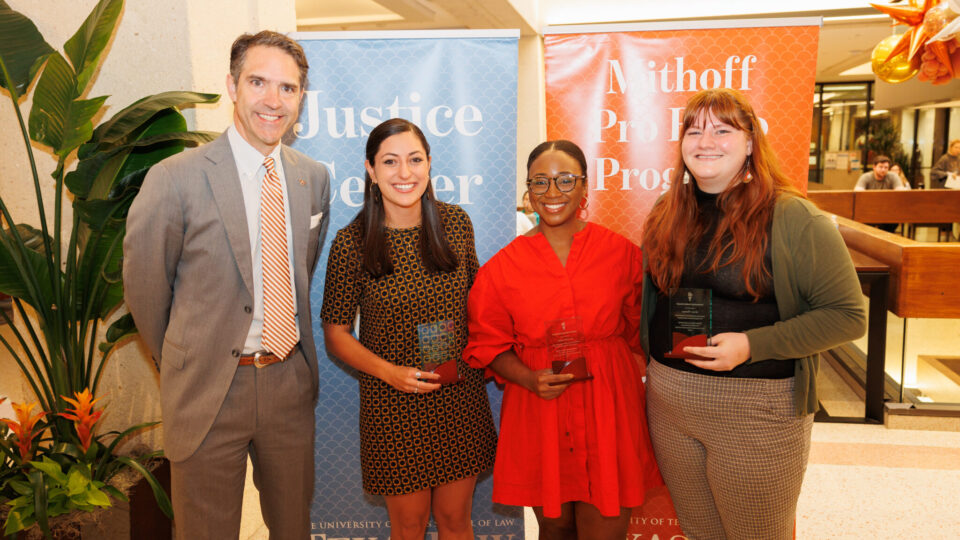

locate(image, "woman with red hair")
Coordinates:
641 88 865 539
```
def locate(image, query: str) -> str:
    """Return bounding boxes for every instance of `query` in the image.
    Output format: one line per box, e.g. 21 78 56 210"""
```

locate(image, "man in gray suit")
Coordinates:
123 31 330 538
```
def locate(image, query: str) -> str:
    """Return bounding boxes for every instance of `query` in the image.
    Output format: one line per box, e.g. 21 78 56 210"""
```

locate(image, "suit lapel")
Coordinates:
204 134 255 297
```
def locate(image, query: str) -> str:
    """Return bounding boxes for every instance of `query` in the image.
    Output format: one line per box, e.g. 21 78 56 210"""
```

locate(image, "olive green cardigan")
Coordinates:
640 196 867 416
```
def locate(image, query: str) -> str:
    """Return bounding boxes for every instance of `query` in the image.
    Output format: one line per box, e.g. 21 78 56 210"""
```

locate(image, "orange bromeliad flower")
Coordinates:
1 401 48 461
59 389 103 452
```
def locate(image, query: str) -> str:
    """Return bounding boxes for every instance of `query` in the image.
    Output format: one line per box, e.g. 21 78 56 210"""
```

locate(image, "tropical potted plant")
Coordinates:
0 0 219 536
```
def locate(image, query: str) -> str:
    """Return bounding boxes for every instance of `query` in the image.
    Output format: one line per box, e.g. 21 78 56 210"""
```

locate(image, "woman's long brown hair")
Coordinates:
642 88 802 300
358 118 457 278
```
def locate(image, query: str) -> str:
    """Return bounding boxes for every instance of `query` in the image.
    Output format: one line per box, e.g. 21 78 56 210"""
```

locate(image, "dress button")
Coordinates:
231 349 240 357
244 306 252 314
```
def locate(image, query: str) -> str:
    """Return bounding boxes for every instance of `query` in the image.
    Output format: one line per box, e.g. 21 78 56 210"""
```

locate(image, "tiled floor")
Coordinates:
798 423 960 539
239 365 960 539
240 425 960 540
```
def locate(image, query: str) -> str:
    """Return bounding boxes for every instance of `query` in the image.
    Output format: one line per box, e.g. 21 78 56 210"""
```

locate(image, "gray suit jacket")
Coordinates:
123 132 330 462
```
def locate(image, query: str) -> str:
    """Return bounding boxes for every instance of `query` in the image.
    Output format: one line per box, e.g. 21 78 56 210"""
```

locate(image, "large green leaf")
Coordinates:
89 108 188 202
29 468 50 538
66 146 127 200
70 108 216 334
110 108 190 192
72 112 186 318
3 505 32 536
57 95 108 159
63 0 123 93
0 0 54 95
113 456 173 518
74 166 139 317
13 223 50 255
82 150 130 203
0 225 57 311
75 217 126 317
99 312 137 355
66 130 217 199
74 194 134 232
27 51 107 158
26 51 76 147
90 91 219 148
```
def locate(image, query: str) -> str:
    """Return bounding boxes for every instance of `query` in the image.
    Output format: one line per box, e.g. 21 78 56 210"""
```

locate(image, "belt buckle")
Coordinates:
253 352 267 369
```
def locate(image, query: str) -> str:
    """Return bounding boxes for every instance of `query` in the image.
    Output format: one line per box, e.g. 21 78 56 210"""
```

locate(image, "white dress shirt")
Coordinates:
226 125 299 353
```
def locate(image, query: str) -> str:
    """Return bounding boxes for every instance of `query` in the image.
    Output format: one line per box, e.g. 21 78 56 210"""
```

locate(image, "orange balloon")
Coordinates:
872 34 920 83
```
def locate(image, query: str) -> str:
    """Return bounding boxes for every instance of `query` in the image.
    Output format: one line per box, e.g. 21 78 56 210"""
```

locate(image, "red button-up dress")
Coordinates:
464 223 662 518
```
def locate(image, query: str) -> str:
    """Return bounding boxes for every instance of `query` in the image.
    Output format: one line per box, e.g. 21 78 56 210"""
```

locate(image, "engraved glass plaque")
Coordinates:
663 288 713 360
546 317 593 385
417 320 463 385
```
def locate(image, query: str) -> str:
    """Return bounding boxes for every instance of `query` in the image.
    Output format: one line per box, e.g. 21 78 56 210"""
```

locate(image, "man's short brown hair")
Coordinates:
230 31 309 90
873 155 891 166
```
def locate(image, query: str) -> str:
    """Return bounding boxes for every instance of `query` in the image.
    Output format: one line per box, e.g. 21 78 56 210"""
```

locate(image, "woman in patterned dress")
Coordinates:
464 140 662 540
321 118 497 540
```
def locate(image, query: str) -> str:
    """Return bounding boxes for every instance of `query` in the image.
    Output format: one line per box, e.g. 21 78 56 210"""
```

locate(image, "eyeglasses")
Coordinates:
526 174 585 195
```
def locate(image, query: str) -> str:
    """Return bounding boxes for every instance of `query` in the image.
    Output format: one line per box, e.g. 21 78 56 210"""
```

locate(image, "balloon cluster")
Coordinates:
870 0 960 83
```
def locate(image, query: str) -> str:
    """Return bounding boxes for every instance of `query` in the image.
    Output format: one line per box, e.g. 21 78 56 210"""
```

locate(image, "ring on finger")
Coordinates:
415 371 422 378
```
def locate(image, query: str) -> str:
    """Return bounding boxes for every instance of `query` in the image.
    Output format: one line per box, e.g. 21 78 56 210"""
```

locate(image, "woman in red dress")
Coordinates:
464 140 662 539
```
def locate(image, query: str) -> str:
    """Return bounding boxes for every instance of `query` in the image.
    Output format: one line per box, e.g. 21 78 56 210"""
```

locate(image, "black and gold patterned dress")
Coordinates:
321 202 497 496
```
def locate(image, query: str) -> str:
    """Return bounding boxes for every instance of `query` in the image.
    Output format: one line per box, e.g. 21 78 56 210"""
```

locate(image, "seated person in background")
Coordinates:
854 155 909 191
890 164 911 190
930 139 960 189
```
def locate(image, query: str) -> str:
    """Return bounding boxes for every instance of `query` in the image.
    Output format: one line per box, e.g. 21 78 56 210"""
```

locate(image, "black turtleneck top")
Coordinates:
649 186 795 379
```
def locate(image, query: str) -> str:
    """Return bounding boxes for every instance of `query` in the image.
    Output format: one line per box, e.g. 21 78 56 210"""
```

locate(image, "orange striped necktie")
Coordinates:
260 157 298 358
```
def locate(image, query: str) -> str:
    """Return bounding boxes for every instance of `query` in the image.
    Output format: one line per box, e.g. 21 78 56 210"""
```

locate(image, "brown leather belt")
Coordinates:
239 351 286 368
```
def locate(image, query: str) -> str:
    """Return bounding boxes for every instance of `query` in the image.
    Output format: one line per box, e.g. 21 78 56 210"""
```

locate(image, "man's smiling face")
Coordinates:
227 45 303 156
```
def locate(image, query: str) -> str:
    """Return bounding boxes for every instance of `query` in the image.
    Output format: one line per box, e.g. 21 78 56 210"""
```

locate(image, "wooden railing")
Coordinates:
808 189 960 224
833 216 960 319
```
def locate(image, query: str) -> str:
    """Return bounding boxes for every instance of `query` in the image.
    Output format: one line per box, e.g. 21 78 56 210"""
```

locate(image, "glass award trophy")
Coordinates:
663 288 713 360
546 317 593 385
417 320 463 385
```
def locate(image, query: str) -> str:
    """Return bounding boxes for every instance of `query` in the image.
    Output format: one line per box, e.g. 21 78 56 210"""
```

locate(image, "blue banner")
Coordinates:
291 31 521 539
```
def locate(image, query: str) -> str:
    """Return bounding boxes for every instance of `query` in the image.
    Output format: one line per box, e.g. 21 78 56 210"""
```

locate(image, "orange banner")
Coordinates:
544 21 820 539
545 22 820 246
